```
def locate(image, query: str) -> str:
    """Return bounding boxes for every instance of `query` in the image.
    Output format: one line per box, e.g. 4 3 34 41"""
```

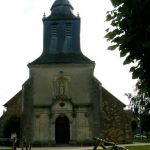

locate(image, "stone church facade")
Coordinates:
1 0 133 146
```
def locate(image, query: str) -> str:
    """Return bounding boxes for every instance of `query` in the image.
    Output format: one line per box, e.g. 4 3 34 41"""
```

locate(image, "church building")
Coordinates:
2 0 133 146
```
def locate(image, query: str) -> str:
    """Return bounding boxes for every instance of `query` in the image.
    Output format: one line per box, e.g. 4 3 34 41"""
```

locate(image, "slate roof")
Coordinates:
43 0 77 20
29 53 94 65
3 90 22 107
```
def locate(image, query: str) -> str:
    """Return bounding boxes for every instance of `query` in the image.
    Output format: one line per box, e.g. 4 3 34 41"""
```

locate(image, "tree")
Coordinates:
3 115 20 138
126 93 150 115
131 118 138 134
126 93 150 134
105 0 150 98
140 114 150 136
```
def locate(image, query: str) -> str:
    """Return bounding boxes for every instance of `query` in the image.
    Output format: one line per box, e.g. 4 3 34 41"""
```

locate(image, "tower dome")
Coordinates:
50 0 74 18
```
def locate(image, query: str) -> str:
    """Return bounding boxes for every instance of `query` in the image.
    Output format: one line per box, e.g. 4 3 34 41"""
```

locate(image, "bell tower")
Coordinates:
30 0 93 65
43 0 81 54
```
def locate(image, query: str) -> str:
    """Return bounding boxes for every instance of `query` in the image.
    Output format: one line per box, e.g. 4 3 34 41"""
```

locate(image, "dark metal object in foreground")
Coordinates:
11 137 31 150
93 137 128 150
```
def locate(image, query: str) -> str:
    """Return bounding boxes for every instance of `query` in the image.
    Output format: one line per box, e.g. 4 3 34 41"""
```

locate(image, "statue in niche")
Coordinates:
57 76 66 96
55 71 69 99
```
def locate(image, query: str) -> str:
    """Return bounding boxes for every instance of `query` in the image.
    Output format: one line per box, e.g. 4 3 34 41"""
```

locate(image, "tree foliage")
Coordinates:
126 93 150 134
105 0 150 97
3 115 20 138
126 93 150 115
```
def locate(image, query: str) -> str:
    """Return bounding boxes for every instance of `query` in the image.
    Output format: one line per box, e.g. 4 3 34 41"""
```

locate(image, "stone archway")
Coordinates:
55 115 70 144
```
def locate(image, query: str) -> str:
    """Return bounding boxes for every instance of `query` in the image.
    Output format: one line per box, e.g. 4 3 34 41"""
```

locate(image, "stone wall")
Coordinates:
101 87 133 143
22 78 34 143
23 63 95 145
29 64 94 106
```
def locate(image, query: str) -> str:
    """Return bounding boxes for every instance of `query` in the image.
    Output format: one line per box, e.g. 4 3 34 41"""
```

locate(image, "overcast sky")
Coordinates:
0 0 136 116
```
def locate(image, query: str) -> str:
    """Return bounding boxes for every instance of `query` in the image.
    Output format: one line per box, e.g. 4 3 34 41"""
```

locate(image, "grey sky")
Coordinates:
0 0 136 116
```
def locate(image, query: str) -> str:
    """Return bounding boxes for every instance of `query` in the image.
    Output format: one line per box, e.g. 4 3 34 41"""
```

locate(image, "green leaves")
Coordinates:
105 0 150 97
132 68 140 79
110 0 124 7
105 29 117 39
108 44 118 50
129 66 136 72
106 14 113 21
120 48 128 57
123 55 133 65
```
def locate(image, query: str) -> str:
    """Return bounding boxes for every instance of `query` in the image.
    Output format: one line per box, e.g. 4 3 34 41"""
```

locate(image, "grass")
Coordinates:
125 145 150 150
97 145 150 150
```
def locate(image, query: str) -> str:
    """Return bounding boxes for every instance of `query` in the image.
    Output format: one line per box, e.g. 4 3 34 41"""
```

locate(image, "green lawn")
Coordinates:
125 145 150 150
97 145 150 150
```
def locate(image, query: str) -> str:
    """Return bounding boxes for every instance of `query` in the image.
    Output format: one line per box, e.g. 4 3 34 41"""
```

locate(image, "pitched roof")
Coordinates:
102 87 126 107
3 90 22 107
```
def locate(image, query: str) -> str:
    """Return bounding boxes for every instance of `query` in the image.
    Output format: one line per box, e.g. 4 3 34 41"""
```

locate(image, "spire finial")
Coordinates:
43 12 46 19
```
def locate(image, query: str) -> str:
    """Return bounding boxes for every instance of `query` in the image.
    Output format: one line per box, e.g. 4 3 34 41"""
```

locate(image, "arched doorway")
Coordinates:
55 115 70 144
